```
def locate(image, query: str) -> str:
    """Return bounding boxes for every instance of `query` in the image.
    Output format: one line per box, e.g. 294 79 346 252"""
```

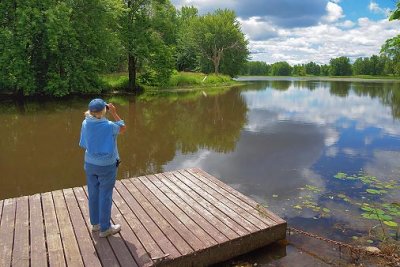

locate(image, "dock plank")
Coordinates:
134 176 211 249
114 181 181 259
81 186 138 267
180 169 272 228
140 175 220 246
42 192 66 267
63 188 102 267
0 198 16 267
110 190 153 267
170 171 257 234
185 169 276 226
29 194 47 267
191 168 286 224
154 173 238 241
73 187 120 267
163 171 249 236
12 196 30 267
120 179 193 256
0 169 286 267
52 190 84 267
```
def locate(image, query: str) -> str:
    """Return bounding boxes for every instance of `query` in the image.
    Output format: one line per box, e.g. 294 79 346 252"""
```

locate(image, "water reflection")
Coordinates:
1 81 400 246
0 89 247 199
164 80 400 241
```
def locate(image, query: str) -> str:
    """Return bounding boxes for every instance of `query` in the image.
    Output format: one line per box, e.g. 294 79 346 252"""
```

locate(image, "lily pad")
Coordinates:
383 221 398 227
334 172 347 179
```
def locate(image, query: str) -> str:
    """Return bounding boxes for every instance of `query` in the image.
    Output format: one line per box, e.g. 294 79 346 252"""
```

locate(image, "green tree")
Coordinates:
270 61 292 76
242 61 270 75
292 64 306 76
0 0 123 96
320 64 330 76
305 61 320 75
352 57 371 75
390 1 400 20
175 6 199 72
193 9 249 75
139 0 177 86
381 37 400 75
380 1 400 76
120 0 151 91
329 56 352 76
121 0 177 89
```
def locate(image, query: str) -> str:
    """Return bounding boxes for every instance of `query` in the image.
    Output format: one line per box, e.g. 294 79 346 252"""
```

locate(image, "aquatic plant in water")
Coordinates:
292 171 399 245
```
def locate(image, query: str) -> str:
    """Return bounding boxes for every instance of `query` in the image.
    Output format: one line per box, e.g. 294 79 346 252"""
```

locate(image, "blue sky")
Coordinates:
341 0 393 21
171 0 400 64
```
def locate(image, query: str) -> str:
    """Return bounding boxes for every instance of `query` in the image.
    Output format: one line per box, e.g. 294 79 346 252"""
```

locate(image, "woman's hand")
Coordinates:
107 103 117 114
107 103 127 134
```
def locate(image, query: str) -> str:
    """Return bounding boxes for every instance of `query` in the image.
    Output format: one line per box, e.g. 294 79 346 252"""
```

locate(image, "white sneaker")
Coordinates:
92 224 100 232
99 224 121 238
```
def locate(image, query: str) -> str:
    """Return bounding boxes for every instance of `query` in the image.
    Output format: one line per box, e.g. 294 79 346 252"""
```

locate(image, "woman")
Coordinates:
79 98 126 237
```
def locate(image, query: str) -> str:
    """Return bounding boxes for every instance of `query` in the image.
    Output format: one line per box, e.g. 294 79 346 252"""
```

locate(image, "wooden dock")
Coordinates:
0 168 286 267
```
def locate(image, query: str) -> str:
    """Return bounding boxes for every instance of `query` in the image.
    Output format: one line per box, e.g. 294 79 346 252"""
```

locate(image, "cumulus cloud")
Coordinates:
248 18 400 64
243 84 400 136
322 1 344 23
171 0 400 63
172 0 328 28
369 1 391 16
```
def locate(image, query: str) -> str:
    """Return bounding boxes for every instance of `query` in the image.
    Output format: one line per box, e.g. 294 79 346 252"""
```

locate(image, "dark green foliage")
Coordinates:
390 1 400 20
192 9 249 76
320 64 330 76
352 55 385 75
135 0 177 87
175 6 199 72
329 56 352 76
305 61 320 75
270 61 292 76
240 61 270 75
381 36 400 75
0 1 248 95
292 64 306 76
0 0 123 96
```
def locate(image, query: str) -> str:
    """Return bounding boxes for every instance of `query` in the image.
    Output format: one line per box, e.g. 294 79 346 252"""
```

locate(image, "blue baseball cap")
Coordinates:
88 98 107 112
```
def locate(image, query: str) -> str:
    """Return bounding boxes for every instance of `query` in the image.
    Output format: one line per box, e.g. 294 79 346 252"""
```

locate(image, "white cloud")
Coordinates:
369 1 391 16
243 85 400 137
325 128 339 146
322 1 344 23
238 17 279 41
171 0 400 64
337 20 355 28
248 18 400 64
326 146 338 157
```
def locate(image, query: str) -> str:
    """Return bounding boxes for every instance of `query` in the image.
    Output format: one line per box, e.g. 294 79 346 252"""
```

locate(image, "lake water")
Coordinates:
1 79 399 265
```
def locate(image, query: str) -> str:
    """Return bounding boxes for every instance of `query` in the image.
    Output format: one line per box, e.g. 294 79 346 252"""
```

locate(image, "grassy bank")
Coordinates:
101 71 241 92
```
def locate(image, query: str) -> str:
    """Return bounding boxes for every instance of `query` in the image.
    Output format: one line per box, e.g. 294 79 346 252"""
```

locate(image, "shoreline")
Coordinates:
0 82 245 100
236 76 400 82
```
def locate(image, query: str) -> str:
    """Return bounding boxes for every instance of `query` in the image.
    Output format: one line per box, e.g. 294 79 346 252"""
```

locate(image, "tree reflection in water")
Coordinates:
0 80 399 200
0 88 247 198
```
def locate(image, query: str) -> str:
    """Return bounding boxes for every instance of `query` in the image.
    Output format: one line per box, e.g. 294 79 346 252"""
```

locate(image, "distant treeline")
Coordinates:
0 1 248 96
241 55 399 77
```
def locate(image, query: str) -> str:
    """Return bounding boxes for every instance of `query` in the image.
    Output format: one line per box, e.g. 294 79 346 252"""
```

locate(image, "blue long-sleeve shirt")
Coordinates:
79 116 125 166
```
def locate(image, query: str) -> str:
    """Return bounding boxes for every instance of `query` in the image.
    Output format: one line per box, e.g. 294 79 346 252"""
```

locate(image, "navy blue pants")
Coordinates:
84 162 117 232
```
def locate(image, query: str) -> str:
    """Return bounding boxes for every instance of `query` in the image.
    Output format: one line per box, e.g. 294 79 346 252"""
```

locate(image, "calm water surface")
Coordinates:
1 80 400 265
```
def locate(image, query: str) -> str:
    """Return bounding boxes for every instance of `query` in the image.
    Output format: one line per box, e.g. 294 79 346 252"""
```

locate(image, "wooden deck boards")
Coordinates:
0 168 286 267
